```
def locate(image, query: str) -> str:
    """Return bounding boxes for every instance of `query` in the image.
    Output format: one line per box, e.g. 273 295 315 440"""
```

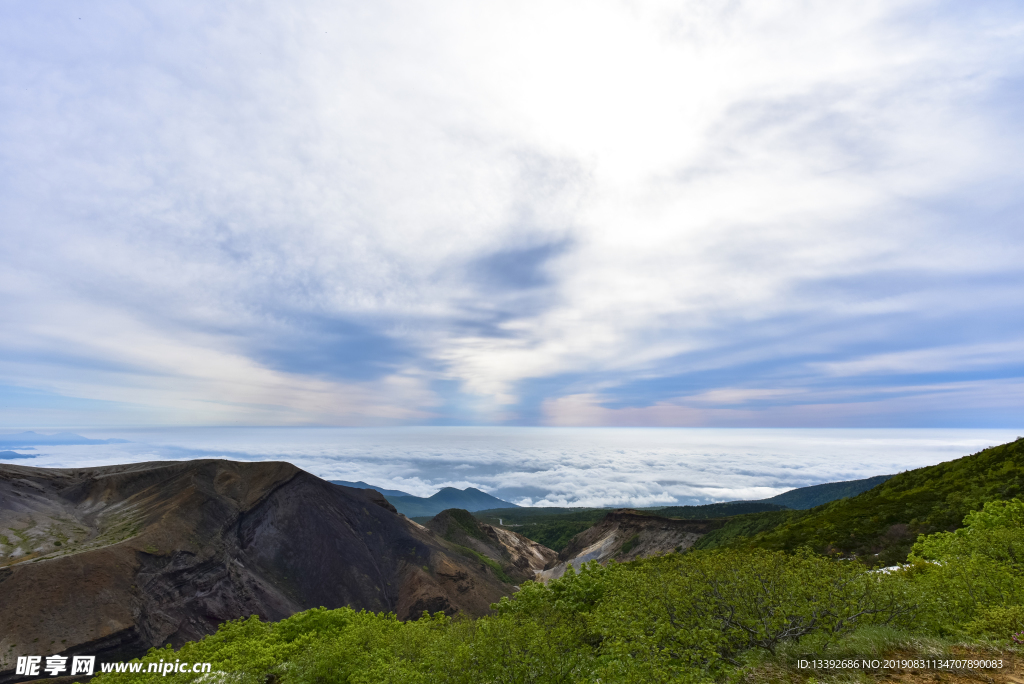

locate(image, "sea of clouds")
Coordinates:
3 427 1020 507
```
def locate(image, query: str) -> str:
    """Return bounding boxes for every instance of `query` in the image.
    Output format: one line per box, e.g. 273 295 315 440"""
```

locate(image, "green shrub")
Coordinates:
908 498 1024 633
618 534 639 555
962 605 1024 641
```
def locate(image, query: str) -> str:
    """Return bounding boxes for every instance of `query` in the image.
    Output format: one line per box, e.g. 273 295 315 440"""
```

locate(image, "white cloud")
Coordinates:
542 379 1024 427
20 426 1021 507
1 0 1023 424
812 341 1024 377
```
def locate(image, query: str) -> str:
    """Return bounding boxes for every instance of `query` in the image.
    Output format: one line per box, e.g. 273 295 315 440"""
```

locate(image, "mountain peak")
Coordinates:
389 487 518 517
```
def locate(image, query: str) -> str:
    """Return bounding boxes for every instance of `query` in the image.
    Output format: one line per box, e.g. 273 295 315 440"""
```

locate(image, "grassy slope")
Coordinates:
709 438 1024 564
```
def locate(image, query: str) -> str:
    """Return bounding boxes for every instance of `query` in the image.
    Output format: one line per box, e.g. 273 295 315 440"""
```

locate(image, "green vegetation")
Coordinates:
433 508 489 543
472 507 610 552
428 509 514 583
519 521 596 552
450 544 513 584
617 533 639 555
91 496 1024 684
471 505 783 553
645 501 787 519
693 510 799 551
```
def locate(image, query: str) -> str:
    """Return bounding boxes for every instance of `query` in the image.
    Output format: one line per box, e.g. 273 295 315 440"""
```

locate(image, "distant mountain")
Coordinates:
329 480 413 498
0 451 34 460
388 487 518 517
757 475 894 509
0 431 129 447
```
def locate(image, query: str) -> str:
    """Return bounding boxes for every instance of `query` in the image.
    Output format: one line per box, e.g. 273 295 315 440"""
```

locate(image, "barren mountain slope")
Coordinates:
425 509 557 583
0 460 513 681
539 510 725 580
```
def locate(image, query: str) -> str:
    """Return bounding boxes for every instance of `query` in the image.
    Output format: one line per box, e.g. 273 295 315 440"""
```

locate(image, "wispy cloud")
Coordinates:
1 0 1022 426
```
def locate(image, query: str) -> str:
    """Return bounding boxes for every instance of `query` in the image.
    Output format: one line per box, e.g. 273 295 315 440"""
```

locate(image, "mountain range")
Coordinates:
0 431 129 447
332 473 891 522
329 480 413 498
334 482 518 517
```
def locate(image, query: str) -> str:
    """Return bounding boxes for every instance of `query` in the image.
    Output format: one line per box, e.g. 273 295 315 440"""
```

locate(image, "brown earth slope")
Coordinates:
425 509 558 584
539 510 725 580
0 460 516 681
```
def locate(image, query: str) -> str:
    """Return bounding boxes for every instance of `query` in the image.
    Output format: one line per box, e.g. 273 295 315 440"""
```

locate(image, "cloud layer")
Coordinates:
1 0 1023 426
7 427 1021 507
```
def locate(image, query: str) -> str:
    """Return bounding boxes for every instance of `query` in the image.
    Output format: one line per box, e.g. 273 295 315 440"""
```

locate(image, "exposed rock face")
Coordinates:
485 524 559 580
426 509 558 583
0 461 513 682
538 510 725 580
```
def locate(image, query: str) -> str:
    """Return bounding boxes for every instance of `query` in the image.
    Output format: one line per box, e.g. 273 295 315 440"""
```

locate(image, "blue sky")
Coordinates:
1 0 1023 428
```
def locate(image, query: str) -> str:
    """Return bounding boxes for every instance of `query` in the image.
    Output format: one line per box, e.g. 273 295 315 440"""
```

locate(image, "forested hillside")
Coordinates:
643 501 787 519
703 438 1024 565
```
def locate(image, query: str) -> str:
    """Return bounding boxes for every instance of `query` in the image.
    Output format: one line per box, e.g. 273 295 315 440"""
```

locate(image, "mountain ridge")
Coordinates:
329 481 519 517
0 431 129 446
329 479 413 498
755 474 894 509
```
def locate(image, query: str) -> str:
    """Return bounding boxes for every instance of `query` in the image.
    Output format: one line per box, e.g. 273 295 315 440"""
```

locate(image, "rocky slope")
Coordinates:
0 460 517 681
538 510 725 580
425 509 557 584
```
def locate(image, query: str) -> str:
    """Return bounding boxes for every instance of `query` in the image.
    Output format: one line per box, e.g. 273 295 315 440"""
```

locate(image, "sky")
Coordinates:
1 0 1023 428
